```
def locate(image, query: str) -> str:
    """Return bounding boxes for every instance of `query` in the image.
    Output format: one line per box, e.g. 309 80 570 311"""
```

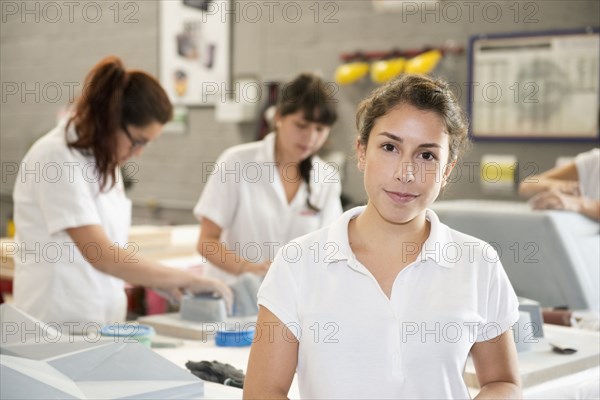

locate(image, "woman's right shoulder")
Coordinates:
24 125 80 163
277 224 333 262
217 140 263 163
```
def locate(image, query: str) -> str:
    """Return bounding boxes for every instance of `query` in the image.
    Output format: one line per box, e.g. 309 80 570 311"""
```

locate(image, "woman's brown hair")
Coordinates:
277 73 338 212
67 56 173 191
356 74 469 163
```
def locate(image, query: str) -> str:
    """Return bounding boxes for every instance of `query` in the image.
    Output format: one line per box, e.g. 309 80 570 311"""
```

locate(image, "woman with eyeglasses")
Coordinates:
12 56 232 330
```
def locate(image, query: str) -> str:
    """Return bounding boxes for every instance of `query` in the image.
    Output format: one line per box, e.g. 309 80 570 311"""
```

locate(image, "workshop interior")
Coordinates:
0 1 599 398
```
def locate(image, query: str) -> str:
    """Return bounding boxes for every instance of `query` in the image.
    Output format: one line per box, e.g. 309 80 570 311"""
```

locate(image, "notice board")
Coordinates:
468 28 599 141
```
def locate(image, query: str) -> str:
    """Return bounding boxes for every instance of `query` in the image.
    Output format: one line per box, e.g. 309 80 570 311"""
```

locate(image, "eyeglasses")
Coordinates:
122 124 149 152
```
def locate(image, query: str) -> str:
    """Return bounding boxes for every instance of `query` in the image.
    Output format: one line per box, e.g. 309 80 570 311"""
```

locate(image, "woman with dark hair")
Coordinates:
12 56 231 329
245 74 521 398
194 73 342 299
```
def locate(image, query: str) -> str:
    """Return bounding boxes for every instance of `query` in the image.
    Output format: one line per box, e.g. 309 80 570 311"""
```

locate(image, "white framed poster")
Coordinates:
159 0 230 106
468 29 599 141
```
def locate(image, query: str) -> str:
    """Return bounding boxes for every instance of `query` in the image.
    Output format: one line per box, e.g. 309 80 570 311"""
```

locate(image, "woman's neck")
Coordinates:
274 136 296 166
350 203 430 255
274 135 301 182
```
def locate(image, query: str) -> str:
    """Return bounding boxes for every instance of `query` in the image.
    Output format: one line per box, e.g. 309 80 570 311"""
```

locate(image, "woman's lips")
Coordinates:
385 190 419 204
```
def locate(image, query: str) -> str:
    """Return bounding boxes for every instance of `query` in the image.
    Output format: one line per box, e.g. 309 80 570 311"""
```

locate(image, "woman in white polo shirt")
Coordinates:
12 56 231 330
194 74 342 288
245 75 521 398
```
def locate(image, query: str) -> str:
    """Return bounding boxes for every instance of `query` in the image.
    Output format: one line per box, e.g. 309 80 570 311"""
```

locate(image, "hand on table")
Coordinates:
542 179 581 196
529 189 583 213
160 272 234 314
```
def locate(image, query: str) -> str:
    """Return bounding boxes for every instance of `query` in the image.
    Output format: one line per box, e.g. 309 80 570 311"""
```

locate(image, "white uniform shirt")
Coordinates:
575 148 600 200
194 133 343 285
258 206 520 399
13 121 131 330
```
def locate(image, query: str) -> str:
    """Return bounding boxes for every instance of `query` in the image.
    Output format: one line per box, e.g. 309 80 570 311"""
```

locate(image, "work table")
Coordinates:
152 323 599 399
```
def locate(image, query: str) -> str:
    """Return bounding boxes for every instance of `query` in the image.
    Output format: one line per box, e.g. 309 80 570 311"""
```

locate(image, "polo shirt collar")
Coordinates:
422 208 456 269
258 132 276 163
325 206 456 269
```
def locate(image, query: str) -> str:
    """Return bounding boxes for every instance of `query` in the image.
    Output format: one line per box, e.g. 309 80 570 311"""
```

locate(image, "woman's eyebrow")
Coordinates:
378 132 402 142
378 132 441 149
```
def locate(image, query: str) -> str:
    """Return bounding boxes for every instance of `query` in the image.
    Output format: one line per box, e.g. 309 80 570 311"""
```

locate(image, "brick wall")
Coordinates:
1 0 598 231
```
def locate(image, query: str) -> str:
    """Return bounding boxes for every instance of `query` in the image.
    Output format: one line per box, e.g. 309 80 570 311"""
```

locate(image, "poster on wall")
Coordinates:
160 0 230 106
469 29 599 141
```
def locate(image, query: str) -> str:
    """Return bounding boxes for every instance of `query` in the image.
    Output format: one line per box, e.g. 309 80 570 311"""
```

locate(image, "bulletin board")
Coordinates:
159 0 230 106
468 28 600 141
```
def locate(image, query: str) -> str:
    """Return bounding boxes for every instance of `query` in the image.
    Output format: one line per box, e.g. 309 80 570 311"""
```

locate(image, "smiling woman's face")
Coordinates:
116 121 163 165
356 103 454 225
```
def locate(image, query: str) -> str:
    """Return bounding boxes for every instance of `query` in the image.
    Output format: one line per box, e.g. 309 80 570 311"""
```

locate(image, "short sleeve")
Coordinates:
193 150 240 229
313 160 343 227
575 149 600 200
477 260 520 342
34 151 102 235
257 247 301 339
319 180 343 227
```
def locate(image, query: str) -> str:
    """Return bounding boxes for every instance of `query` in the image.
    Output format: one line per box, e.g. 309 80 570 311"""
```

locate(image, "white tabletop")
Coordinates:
152 335 300 399
465 323 600 389
152 324 599 399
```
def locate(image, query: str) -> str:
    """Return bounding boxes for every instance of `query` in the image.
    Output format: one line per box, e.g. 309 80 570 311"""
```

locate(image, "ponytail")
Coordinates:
67 56 172 191
299 156 318 212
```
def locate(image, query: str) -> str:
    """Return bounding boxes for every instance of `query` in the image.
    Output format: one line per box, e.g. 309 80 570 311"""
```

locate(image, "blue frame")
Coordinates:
467 27 600 143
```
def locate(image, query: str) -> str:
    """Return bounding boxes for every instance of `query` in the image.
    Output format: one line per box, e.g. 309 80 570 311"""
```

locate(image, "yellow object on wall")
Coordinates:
370 58 406 84
334 62 370 85
404 50 442 75
480 154 517 193
6 217 15 238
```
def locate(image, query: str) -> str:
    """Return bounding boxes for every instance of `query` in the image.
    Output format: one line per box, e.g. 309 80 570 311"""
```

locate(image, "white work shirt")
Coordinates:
194 132 343 285
575 148 599 200
13 120 131 330
258 206 520 399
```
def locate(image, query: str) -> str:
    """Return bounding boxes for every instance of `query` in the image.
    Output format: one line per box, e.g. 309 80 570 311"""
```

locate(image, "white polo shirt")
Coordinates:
194 132 343 285
575 148 599 200
13 121 131 330
258 206 520 399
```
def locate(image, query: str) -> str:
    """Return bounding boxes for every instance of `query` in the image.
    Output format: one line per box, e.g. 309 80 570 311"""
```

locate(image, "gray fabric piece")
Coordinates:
180 294 227 323
231 273 262 317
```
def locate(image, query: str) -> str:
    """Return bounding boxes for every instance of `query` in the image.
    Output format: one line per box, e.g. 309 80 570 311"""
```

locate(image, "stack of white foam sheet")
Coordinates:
0 304 204 399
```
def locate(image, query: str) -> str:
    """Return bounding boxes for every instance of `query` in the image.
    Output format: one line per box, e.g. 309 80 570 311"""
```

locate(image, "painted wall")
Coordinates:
1 0 598 231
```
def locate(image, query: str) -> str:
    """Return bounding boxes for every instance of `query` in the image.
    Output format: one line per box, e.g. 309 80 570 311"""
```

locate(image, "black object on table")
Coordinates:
186 360 245 389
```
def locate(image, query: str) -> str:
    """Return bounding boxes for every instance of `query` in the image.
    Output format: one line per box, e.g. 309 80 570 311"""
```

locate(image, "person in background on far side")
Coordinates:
519 148 599 221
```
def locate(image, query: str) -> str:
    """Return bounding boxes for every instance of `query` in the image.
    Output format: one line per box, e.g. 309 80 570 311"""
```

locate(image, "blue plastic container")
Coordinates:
100 324 155 347
215 326 255 347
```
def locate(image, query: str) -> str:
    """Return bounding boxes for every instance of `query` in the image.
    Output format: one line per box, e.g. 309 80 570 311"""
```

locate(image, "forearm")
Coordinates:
90 246 188 289
519 177 556 198
198 240 248 275
475 382 521 399
243 388 289 400
65 225 232 304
